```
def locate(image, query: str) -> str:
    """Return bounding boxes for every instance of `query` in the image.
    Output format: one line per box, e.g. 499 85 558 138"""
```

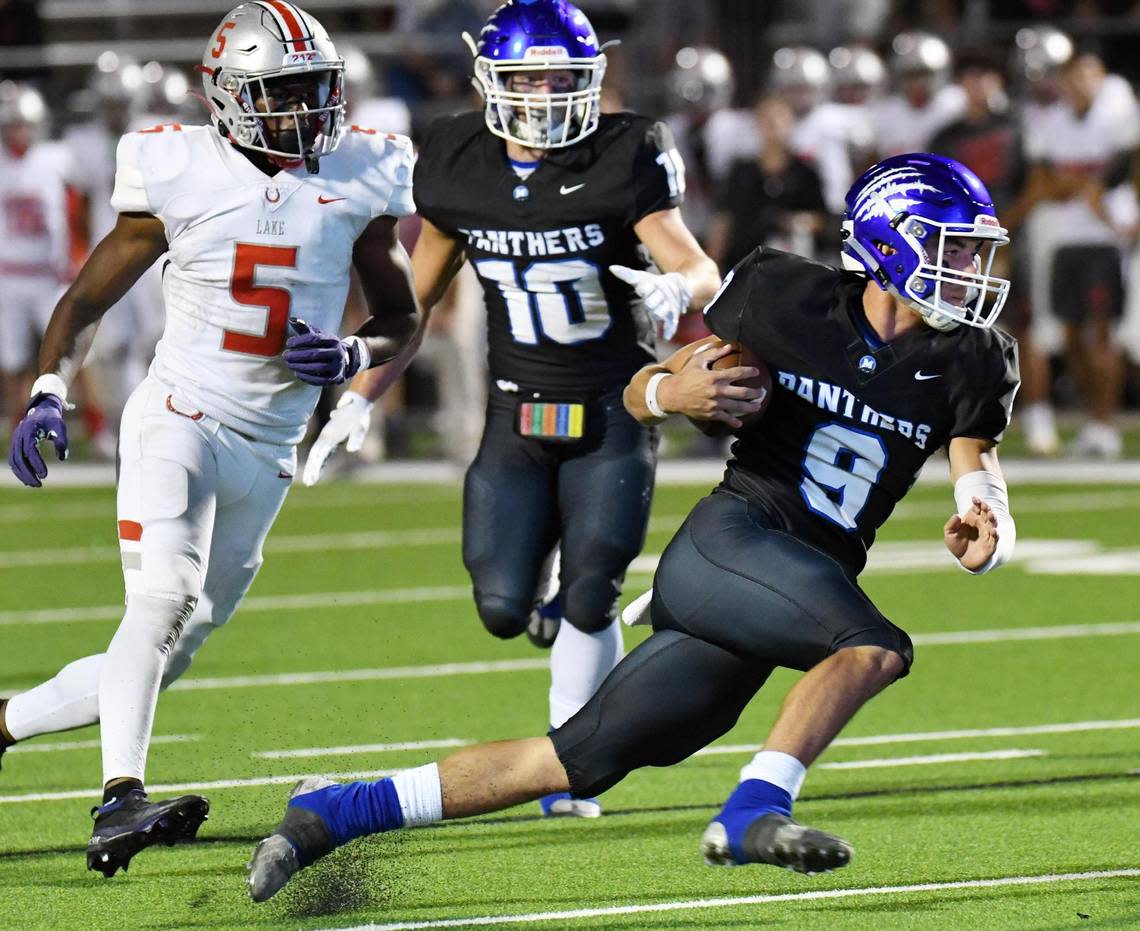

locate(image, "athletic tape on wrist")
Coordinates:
953 470 1015 574
645 372 670 419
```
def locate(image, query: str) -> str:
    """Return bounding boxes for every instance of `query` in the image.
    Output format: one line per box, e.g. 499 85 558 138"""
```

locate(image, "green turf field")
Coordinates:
1 478 1138 930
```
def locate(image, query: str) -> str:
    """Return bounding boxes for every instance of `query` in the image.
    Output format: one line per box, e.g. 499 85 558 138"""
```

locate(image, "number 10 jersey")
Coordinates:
413 111 685 395
111 123 415 444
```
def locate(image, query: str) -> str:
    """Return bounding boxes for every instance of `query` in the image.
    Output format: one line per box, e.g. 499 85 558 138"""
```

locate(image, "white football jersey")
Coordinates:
792 102 873 215
1023 74 1140 245
0 140 76 281
872 85 966 158
110 123 415 444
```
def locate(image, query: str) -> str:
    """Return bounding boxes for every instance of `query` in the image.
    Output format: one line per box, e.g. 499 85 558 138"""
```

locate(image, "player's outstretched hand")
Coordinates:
301 391 373 486
609 265 691 341
943 497 999 571
284 318 366 386
8 393 69 488
660 341 767 430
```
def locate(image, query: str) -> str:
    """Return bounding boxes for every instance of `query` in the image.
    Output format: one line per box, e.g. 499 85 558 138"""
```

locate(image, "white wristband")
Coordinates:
30 373 75 410
645 372 670 419
953 470 1016 574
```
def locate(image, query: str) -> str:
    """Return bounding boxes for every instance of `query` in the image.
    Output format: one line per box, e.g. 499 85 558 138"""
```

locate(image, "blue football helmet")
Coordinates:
462 0 607 149
840 153 1010 331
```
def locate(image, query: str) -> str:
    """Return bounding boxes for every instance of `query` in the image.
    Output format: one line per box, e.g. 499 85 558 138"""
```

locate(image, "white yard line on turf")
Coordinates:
318 870 1140 931
257 719 1140 762
0 527 464 569
0 585 473 626
0 769 394 804
817 749 1045 770
5 487 1139 568
696 718 1140 756
3 622 1137 696
7 457 1140 487
7 734 197 755
170 658 550 691
254 739 472 760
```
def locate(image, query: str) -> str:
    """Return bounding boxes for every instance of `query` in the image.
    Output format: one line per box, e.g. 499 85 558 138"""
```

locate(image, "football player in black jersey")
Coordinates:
299 0 720 819
248 151 1020 899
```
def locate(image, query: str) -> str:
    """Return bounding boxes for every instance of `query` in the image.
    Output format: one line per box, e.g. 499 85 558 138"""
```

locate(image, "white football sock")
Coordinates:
740 750 807 799
3 654 103 741
391 763 444 826
99 593 196 784
548 618 623 730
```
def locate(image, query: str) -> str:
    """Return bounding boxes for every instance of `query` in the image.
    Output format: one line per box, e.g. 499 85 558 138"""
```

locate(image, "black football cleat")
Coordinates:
86 788 210 877
247 777 338 903
525 591 562 649
702 812 853 875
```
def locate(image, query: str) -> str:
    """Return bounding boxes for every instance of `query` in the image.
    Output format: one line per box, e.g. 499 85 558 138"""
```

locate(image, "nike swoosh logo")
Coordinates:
318 196 346 204
560 184 586 195
914 372 942 381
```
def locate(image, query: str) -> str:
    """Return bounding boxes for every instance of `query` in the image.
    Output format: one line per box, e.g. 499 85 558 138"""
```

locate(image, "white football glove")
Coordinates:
301 390 373 487
609 265 692 341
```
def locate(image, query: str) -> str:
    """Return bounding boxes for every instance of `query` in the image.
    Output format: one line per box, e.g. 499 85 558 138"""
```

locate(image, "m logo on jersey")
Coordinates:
851 167 938 223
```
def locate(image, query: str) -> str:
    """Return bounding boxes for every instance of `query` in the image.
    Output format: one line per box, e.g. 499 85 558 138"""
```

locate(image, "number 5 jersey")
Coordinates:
110 122 415 444
412 111 685 396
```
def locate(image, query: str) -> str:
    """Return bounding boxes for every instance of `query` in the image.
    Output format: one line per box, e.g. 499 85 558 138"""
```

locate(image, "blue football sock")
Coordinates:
290 778 405 848
715 778 793 863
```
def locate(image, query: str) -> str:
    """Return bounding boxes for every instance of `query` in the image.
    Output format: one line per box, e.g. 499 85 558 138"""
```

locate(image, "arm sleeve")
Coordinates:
110 133 151 215
950 336 1020 443
629 120 685 224
376 134 417 220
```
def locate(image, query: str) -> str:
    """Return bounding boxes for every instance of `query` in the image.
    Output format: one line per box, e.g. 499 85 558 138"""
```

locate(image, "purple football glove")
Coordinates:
283 318 365 386
8 393 69 488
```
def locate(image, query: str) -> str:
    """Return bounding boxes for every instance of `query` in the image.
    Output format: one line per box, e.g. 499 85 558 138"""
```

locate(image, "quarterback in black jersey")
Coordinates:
299 0 720 820
247 152 1023 901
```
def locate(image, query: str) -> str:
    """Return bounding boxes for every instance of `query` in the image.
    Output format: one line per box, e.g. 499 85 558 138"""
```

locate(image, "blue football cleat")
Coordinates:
701 804 852 874
248 777 338 902
86 788 209 877
539 791 601 818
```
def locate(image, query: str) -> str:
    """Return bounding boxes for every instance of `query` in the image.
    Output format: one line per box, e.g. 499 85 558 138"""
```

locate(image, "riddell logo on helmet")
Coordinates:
976 214 1000 227
283 51 320 66
524 46 570 60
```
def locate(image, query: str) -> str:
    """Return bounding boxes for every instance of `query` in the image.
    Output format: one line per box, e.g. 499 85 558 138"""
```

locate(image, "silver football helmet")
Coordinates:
198 1 345 171
889 32 952 76
1014 26 1073 84
0 81 47 128
829 46 885 94
666 46 734 113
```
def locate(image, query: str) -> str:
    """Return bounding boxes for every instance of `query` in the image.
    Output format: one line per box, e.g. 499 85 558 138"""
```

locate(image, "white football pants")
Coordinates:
4 376 294 784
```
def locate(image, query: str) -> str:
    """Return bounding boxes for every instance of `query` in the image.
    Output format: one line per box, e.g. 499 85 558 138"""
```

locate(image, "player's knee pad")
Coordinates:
119 592 198 659
474 591 529 640
560 572 619 634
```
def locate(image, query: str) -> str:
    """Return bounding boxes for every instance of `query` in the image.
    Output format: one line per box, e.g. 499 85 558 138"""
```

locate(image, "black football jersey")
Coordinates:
705 248 1020 575
414 111 685 394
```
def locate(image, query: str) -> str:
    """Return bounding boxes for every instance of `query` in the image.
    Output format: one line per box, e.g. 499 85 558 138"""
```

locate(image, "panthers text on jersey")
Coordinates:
705 248 1020 575
110 121 415 444
413 111 685 395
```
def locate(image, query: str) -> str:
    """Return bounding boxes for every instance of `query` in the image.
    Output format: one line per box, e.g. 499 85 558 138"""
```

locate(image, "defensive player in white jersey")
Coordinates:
0 83 77 427
1018 49 1139 458
1 1 420 877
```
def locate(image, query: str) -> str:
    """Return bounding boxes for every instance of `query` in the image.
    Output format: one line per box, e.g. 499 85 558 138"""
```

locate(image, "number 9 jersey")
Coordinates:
705 248 1020 576
110 123 415 444
413 111 685 395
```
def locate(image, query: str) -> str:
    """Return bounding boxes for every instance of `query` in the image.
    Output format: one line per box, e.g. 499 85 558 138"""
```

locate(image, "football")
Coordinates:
691 338 773 435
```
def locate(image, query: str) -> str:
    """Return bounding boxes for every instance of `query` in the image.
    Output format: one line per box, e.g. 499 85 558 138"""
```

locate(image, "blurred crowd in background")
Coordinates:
3 0 1140 464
